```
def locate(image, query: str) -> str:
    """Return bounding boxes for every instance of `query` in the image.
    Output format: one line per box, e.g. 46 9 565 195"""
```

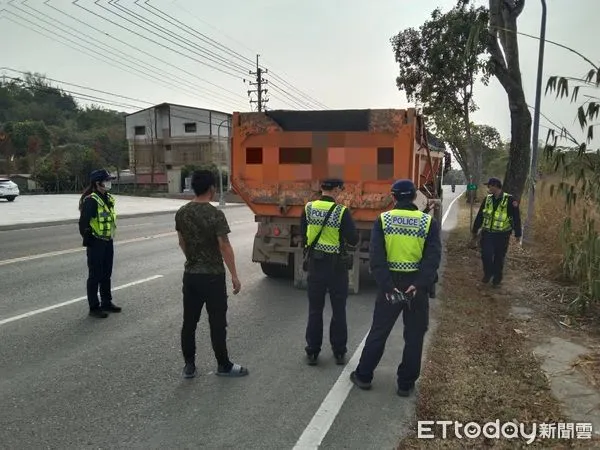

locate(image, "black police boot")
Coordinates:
101 303 122 313
89 308 108 319
397 386 414 397
350 371 372 390
182 361 196 379
306 353 318 366
334 353 346 365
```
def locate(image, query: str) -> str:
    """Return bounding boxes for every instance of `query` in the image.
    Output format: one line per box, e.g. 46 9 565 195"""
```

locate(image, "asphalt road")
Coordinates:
0 187 464 450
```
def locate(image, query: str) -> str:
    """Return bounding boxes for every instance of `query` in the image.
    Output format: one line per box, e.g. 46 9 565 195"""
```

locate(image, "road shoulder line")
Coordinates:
0 275 163 326
292 190 464 448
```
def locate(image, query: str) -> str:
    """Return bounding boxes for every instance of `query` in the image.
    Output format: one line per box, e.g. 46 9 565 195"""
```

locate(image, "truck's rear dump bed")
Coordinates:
230 108 444 223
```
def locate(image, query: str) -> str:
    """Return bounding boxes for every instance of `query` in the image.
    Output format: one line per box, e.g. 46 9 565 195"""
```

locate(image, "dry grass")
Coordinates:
396 199 600 449
522 175 600 329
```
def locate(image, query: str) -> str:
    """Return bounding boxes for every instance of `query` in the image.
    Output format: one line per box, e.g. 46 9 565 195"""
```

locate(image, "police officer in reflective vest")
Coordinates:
350 179 441 396
78 169 121 318
300 178 358 366
471 177 522 286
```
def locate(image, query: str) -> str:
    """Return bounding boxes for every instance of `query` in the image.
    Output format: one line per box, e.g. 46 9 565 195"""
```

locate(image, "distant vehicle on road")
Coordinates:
0 178 19 202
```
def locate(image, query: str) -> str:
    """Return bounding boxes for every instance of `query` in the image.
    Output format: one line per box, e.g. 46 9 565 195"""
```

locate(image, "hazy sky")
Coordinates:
1 0 598 148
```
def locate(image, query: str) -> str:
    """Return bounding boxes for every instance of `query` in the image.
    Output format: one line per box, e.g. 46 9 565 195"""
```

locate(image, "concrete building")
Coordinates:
124 103 231 193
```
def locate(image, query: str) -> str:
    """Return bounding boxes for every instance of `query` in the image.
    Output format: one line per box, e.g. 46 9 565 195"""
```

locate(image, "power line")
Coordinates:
1 72 234 128
269 81 316 110
267 71 329 109
132 0 254 74
2 68 155 106
143 0 256 69
6 5 244 111
167 0 329 109
38 0 247 105
72 0 245 99
100 1 313 110
104 0 250 78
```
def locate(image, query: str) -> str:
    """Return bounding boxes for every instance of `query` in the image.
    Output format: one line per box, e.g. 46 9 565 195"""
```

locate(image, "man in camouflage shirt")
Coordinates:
175 169 249 379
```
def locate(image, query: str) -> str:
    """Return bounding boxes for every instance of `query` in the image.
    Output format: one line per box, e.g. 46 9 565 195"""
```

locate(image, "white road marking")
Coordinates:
0 275 163 327
0 220 252 267
0 232 177 267
292 192 463 449
442 191 464 226
292 334 368 450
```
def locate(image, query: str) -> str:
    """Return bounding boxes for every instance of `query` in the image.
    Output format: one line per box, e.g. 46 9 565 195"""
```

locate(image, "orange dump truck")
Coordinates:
230 108 449 294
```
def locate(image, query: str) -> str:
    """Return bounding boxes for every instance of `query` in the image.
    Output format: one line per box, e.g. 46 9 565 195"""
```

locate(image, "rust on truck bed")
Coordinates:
231 108 445 223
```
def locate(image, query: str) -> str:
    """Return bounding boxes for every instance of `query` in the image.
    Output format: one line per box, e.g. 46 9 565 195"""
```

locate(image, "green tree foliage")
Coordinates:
2 120 51 158
0 72 128 187
391 2 491 187
34 144 103 192
443 169 467 185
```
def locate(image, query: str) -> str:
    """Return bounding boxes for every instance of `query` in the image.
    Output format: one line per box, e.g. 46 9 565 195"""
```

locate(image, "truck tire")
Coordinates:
6 196 16 202
260 262 293 279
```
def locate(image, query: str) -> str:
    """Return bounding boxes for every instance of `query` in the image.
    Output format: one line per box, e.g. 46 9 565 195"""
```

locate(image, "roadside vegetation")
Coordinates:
0 71 129 192
397 203 600 449
391 0 599 447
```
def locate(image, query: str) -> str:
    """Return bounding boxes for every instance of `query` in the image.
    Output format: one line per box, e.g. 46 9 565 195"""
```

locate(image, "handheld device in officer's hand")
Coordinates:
385 288 412 309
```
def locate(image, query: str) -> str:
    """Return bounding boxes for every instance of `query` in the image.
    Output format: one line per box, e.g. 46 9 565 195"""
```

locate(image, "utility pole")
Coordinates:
248 54 269 112
523 0 547 245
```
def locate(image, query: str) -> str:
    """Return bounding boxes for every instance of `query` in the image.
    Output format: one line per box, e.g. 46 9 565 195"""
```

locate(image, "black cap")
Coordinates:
90 169 115 183
484 177 502 188
320 178 344 190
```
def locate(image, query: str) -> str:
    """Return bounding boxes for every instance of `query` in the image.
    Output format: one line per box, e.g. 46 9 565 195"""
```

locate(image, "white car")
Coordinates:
0 178 20 202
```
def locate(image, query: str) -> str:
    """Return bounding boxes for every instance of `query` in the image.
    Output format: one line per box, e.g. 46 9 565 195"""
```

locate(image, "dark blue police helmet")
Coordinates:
90 169 115 183
391 179 416 198
320 178 344 190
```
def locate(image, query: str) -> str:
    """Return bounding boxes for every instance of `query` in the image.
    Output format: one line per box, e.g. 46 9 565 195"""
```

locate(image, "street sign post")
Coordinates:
467 178 476 228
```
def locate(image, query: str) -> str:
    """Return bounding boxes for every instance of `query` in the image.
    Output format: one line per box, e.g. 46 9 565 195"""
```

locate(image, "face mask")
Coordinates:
103 181 112 191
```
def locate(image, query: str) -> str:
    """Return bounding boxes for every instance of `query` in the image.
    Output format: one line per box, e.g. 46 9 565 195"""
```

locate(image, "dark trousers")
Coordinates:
355 289 429 389
305 258 349 356
181 272 231 368
480 231 511 282
86 238 114 310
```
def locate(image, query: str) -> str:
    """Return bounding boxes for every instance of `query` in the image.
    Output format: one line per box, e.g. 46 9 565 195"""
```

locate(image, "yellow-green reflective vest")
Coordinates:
380 209 431 272
305 199 346 254
89 192 116 239
482 193 512 232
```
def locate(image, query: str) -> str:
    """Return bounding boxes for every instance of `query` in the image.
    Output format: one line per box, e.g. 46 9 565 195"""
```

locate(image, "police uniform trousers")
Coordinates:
305 253 349 356
86 236 114 309
355 287 429 390
480 230 511 283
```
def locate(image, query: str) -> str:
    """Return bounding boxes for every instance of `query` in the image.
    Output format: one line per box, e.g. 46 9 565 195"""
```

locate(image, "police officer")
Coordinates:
78 169 121 319
471 177 522 287
350 179 441 397
300 178 358 366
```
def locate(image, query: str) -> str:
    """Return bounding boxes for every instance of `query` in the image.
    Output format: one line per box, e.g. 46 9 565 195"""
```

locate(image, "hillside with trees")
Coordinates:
0 72 128 192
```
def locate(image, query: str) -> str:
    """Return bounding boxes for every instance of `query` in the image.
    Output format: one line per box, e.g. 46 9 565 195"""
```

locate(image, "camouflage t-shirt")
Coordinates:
175 202 231 274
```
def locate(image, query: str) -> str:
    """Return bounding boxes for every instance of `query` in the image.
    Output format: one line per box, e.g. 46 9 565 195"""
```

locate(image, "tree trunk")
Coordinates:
487 0 531 201
503 98 531 200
